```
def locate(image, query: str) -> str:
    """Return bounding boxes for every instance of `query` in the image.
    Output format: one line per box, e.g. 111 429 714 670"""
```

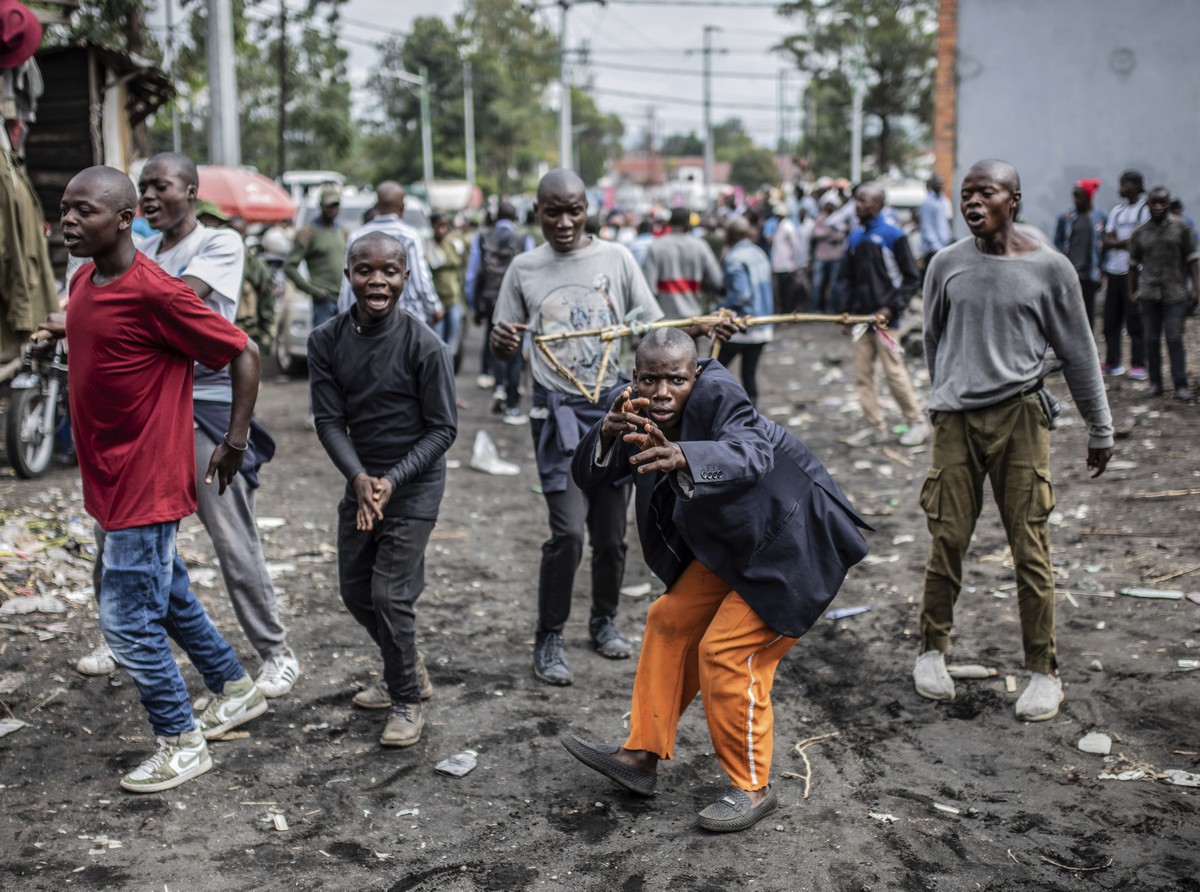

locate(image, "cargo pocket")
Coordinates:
1028 467 1055 523
919 467 944 521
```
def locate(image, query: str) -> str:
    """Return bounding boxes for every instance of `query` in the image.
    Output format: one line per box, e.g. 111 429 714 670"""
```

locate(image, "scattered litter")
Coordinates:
255 517 287 531
302 722 331 733
869 812 898 824
852 460 873 471
1187 592 1200 606
211 730 251 742
765 405 792 417
1085 565 1103 573
265 562 297 579
446 459 462 470
272 814 289 832
786 413 813 428
620 582 652 599
946 665 997 679
1038 855 1113 873
826 605 871 621
468 431 520 476
1077 732 1113 755
0 718 28 738
1177 660 1200 671
780 731 839 800
395 807 420 817
1119 587 1183 600
862 553 900 565
434 750 478 778
1162 770 1200 788
892 534 915 546
1088 660 1104 671
1004 675 1017 693
1105 460 1138 470
1099 769 1146 781
0 595 66 615
932 802 960 815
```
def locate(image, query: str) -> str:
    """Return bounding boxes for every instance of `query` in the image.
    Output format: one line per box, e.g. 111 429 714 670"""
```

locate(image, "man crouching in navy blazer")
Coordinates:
561 327 871 833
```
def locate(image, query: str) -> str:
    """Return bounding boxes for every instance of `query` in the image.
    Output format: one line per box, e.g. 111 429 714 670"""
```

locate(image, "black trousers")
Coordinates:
532 424 630 634
337 501 435 704
1103 273 1145 369
718 341 766 405
485 318 522 408
1078 274 1099 332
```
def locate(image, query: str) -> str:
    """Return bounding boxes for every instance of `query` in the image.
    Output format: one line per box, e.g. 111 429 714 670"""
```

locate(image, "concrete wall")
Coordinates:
954 0 1200 234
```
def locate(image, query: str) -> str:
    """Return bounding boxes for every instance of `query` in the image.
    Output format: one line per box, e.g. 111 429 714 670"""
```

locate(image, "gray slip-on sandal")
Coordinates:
697 785 779 832
560 732 657 796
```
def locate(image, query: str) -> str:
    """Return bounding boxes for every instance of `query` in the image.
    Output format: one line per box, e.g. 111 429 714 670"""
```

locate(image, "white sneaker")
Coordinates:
899 421 930 447
77 642 117 676
845 427 884 448
913 650 956 701
120 729 212 793
502 408 529 426
476 374 496 390
491 386 506 415
255 652 301 699
1015 672 1063 722
195 676 268 739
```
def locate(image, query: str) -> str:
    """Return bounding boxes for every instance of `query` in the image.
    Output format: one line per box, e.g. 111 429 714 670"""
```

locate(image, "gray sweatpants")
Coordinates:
91 428 289 663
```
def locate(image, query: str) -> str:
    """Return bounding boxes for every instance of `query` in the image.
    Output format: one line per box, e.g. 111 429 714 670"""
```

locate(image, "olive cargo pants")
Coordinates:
918 393 1058 673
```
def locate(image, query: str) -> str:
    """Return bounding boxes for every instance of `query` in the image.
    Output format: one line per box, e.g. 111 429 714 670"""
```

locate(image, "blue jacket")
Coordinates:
845 216 920 318
572 361 871 637
1053 207 1108 282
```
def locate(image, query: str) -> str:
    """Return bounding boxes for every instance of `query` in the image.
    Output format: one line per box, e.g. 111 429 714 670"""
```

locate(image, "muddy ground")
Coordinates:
0 320 1198 892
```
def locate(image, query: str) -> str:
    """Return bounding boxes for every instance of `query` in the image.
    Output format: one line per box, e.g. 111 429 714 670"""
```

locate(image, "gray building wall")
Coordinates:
955 0 1200 234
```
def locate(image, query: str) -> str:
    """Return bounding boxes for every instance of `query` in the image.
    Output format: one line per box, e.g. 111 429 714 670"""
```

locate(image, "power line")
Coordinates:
590 85 777 110
586 59 783 80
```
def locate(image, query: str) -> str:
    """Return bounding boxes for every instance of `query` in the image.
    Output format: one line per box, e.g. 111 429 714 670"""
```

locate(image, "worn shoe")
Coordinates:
1127 366 1149 382
255 651 301 699
352 654 434 708
1175 387 1195 401
76 642 117 676
491 386 506 415
502 407 529 426
195 675 268 740
380 702 424 747
120 729 212 793
913 650 956 701
1101 364 1125 377
845 427 884 447
533 630 572 685
697 785 779 832
1015 672 1063 722
476 374 496 390
898 420 930 447
1142 384 1164 397
560 732 657 796
589 616 632 659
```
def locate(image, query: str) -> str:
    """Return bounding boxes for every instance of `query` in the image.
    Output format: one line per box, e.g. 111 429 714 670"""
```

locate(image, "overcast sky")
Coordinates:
345 0 798 148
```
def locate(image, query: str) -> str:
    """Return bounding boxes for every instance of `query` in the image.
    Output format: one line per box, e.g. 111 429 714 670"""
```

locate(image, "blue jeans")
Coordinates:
99 522 244 736
312 297 338 328
435 303 464 360
811 257 845 313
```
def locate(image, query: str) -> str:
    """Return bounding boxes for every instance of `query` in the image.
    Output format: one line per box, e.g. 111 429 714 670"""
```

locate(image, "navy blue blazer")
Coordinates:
572 360 871 638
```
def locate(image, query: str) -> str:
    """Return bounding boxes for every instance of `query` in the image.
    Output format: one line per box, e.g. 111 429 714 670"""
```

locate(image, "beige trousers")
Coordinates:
853 330 923 429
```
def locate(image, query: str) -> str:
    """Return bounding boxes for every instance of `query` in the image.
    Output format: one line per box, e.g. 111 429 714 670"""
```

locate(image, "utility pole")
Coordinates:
850 35 864 184
419 66 434 193
165 0 180 153
558 1 572 170
206 0 240 166
463 60 476 191
700 25 724 201
277 4 287 178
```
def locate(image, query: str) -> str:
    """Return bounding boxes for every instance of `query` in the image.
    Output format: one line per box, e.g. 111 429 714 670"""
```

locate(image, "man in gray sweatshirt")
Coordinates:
915 159 1113 722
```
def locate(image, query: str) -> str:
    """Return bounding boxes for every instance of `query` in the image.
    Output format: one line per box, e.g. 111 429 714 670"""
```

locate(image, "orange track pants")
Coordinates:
624 561 799 791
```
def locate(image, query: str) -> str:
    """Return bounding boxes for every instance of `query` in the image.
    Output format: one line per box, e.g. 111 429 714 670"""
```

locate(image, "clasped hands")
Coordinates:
352 472 394 531
601 387 688 475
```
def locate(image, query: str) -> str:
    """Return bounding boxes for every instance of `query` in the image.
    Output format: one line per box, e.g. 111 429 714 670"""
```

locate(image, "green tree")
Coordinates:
780 0 936 176
728 145 780 190
660 131 704 157
569 86 623 186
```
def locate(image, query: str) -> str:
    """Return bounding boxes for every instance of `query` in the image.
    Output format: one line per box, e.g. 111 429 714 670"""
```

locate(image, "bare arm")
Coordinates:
204 341 261 494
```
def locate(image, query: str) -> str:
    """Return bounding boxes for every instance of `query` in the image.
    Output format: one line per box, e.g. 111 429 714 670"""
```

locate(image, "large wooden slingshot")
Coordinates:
531 310 887 403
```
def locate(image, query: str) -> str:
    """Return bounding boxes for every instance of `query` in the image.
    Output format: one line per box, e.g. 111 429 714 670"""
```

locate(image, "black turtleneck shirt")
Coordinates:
307 306 458 519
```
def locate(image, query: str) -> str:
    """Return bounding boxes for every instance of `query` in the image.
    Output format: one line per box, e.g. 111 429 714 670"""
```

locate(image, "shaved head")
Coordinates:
636 326 697 368
348 231 407 266
374 181 406 215
145 152 199 189
71 165 138 213
537 168 586 203
966 159 1020 194
726 216 754 245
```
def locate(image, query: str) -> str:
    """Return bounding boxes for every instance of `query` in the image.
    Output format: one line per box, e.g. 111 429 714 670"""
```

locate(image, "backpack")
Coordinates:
475 226 521 315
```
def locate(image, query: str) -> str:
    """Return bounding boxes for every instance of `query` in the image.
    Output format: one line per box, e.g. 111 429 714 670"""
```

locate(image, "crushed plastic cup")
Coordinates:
435 750 478 778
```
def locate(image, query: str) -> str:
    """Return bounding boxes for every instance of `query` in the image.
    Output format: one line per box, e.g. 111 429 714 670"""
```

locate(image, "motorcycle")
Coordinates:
5 334 70 479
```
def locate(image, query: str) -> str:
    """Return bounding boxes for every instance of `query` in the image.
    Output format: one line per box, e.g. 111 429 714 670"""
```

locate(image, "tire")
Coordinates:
5 385 56 479
275 337 307 378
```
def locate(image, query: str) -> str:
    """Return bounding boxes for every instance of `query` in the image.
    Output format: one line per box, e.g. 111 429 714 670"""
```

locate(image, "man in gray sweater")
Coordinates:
915 159 1113 722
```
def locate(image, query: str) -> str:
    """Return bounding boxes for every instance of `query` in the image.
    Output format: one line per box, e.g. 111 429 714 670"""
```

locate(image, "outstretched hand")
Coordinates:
626 422 687 475
601 387 650 446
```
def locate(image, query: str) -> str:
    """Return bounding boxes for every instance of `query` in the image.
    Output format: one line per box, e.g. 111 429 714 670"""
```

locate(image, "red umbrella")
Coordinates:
197 165 297 224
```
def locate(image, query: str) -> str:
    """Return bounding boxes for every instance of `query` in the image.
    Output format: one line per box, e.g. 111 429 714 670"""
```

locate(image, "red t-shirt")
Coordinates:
67 252 248 531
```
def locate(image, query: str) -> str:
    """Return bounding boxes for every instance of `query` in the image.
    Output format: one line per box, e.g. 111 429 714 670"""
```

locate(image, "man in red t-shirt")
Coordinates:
53 166 265 793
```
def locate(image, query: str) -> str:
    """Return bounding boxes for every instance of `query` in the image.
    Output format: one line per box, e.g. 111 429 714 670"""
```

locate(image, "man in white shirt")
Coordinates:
1100 170 1150 379
770 204 814 314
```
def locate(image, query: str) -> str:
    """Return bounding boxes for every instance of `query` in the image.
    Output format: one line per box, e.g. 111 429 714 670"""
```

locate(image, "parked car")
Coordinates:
274 191 436 376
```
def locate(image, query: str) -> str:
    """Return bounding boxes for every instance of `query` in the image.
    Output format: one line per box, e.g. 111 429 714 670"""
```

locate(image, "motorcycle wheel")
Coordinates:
5 385 56 479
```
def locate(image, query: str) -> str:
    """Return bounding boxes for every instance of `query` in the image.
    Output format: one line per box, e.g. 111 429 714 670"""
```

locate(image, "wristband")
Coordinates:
223 433 249 452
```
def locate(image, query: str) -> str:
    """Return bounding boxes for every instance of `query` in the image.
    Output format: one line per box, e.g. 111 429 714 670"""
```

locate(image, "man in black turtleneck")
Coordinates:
307 232 458 750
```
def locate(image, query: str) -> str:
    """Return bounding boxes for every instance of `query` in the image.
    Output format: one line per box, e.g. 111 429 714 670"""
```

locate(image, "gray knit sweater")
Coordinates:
923 237 1114 449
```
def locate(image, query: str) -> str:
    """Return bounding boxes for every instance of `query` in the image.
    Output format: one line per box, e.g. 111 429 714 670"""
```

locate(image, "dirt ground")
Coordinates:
1 319 1198 892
